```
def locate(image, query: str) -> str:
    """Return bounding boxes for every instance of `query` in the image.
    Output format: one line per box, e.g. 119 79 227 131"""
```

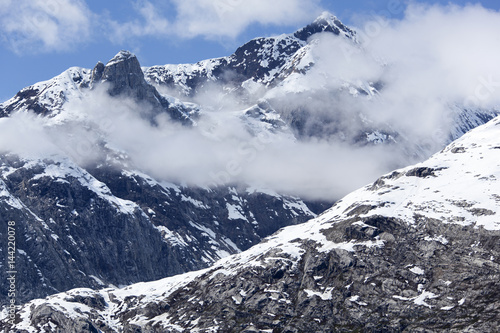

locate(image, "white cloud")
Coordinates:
354 3 500 140
362 3 500 107
0 0 93 53
0 0 320 52
0 112 61 158
0 86 392 201
105 0 321 42
170 0 321 39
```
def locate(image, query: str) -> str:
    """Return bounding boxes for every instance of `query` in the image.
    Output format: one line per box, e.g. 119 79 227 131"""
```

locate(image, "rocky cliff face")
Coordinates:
5 115 499 332
91 51 194 124
0 151 325 307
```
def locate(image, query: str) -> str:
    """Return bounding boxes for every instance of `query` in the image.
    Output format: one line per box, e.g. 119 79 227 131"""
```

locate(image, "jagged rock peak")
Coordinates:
90 50 197 124
91 50 146 97
102 50 143 78
294 11 355 41
90 61 105 87
106 50 138 66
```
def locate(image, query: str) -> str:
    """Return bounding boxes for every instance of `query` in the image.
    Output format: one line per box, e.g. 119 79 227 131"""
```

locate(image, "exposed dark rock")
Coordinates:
89 61 105 86
92 51 147 98
469 208 496 216
0 87 52 117
64 294 107 311
294 13 355 41
451 146 466 153
90 50 195 125
0 154 326 307
344 203 377 216
9 214 498 332
406 167 447 178
230 36 303 82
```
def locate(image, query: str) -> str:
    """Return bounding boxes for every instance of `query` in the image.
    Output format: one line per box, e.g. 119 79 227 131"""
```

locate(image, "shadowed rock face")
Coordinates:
293 13 355 41
91 50 194 124
93 51 154 100
0 153 327 307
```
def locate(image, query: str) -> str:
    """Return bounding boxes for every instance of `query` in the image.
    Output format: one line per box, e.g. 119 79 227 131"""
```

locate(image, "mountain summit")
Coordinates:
91 50 149 97
294 11 356 41
144 12 356 97
91 50 197 124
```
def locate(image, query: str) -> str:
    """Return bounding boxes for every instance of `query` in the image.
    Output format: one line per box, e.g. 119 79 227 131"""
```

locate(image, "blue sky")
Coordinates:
1 0 499 102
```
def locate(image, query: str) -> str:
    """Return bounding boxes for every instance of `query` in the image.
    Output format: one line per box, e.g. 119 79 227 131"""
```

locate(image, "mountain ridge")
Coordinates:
143 11 356 98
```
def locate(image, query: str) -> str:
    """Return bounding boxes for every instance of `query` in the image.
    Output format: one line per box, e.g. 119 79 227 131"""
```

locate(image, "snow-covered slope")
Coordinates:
0 67 91 118
143 12 356 97
6 114 500 332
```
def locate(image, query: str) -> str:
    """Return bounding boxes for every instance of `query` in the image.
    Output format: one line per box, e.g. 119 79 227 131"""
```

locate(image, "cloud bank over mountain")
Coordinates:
1 3 500 201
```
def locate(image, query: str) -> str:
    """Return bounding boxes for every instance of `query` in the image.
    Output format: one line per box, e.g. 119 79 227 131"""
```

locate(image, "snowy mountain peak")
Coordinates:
142 12 359 98
316 10 338 21
294 11 355 41
0 66 92 117
106 50 137 66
